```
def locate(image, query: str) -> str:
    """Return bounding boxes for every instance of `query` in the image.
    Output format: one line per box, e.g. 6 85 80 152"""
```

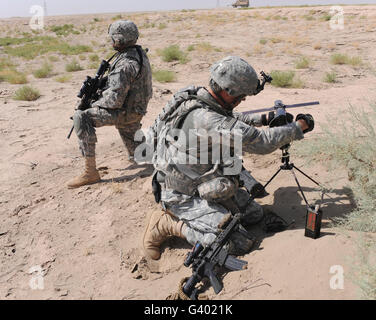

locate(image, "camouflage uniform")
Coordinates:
73 47 153 159
154 87 304 247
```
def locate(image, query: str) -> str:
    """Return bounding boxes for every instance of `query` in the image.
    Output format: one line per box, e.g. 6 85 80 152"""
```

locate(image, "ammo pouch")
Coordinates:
164 172 197 196
197 177 238 201
164 162 239 201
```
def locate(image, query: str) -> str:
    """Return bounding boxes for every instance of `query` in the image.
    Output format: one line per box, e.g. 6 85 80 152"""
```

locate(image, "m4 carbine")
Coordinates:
183 213 248 300
66 53 117 139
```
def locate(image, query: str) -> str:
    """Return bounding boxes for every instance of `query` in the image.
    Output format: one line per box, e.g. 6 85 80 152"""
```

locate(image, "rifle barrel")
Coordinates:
242 101 320 116
67 125 74 139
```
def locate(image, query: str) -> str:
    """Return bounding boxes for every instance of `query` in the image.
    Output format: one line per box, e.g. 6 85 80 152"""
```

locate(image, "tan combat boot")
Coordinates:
143 210 185 260
67 157 101 189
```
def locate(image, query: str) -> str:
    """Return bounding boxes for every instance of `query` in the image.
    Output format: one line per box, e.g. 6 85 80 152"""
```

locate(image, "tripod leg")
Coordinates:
263 168 283 190
290 169 310 207
292 165 321 187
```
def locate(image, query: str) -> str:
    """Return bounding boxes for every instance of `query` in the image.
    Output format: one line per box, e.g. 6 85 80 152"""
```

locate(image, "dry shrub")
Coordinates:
152 69 176 83
270 70 303 88
295 104 376 299
13 85 40 101
313 42 322 50
0 69 27 84
158 45 188 64
33 62 53 78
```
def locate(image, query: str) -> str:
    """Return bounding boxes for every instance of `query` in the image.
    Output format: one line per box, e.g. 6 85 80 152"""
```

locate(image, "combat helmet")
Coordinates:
108 20 139 47
210 56 259 97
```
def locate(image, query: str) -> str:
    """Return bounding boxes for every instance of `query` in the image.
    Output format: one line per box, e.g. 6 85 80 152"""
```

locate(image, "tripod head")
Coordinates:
280 143 293 169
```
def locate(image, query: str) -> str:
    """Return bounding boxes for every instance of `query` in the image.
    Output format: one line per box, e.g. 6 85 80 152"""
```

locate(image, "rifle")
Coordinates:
182 213 248 300
66 53 117 139
242 100 320 117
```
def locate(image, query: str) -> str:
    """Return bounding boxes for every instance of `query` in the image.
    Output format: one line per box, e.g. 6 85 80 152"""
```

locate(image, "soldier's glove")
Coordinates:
296 113 314 133
262 111 293 127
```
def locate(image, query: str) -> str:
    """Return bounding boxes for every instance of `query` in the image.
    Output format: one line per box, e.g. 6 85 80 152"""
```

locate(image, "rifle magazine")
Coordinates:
224 255 248 271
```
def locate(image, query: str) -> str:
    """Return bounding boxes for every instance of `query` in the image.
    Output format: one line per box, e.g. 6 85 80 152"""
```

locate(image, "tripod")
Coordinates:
262 144 322 208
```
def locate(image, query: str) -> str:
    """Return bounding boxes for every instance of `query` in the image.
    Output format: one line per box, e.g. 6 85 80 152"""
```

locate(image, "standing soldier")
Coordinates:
67 20 153 189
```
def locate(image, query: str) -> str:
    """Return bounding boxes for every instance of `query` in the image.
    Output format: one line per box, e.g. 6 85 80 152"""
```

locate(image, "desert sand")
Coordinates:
1 5 376 299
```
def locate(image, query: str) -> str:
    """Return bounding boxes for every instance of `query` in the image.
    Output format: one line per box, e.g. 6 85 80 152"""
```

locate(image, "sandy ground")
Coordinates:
1 6 376 299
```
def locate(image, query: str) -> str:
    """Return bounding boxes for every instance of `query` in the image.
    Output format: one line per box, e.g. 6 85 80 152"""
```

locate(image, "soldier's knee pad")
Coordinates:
73 110 97 143
197 177 238 202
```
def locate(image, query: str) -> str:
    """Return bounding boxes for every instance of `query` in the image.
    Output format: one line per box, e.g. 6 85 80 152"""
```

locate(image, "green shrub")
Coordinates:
58 44 92 56
0 58 15 71
112 14 123 21
0 69 28 84
3 36 92 60
347 56 363 66
158 23 167 30
140 23 155 29
158 45 188 64
330 54 363 66
295 56 310 69
48 55 59 62
55 74 72 83
270 70 303 88
65 59 83 72
273 15 283 20
324 71 337 83
89 54 99 62
351 236 376 300
330 53 349 65
33 62 53 78
259 39 267 45
300 104 376 233
270 37 282 44
321 14 332 21
294 103 376 299
303 15 315 21
13 85 40 101
152 69 176 83
87 62 98 69
0 37 32 46
50 24 80 36
194 42 221 52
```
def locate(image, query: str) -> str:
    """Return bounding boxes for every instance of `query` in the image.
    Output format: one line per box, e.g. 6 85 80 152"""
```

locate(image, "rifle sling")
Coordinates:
127 45 144 79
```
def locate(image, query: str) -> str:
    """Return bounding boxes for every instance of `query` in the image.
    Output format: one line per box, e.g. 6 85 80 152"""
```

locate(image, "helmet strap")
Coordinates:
209 79 235 111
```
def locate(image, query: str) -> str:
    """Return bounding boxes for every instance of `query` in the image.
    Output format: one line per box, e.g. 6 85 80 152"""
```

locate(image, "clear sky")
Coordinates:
0 0 375 18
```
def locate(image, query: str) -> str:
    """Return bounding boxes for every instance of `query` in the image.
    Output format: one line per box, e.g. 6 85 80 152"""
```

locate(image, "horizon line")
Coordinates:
0 3 373 20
